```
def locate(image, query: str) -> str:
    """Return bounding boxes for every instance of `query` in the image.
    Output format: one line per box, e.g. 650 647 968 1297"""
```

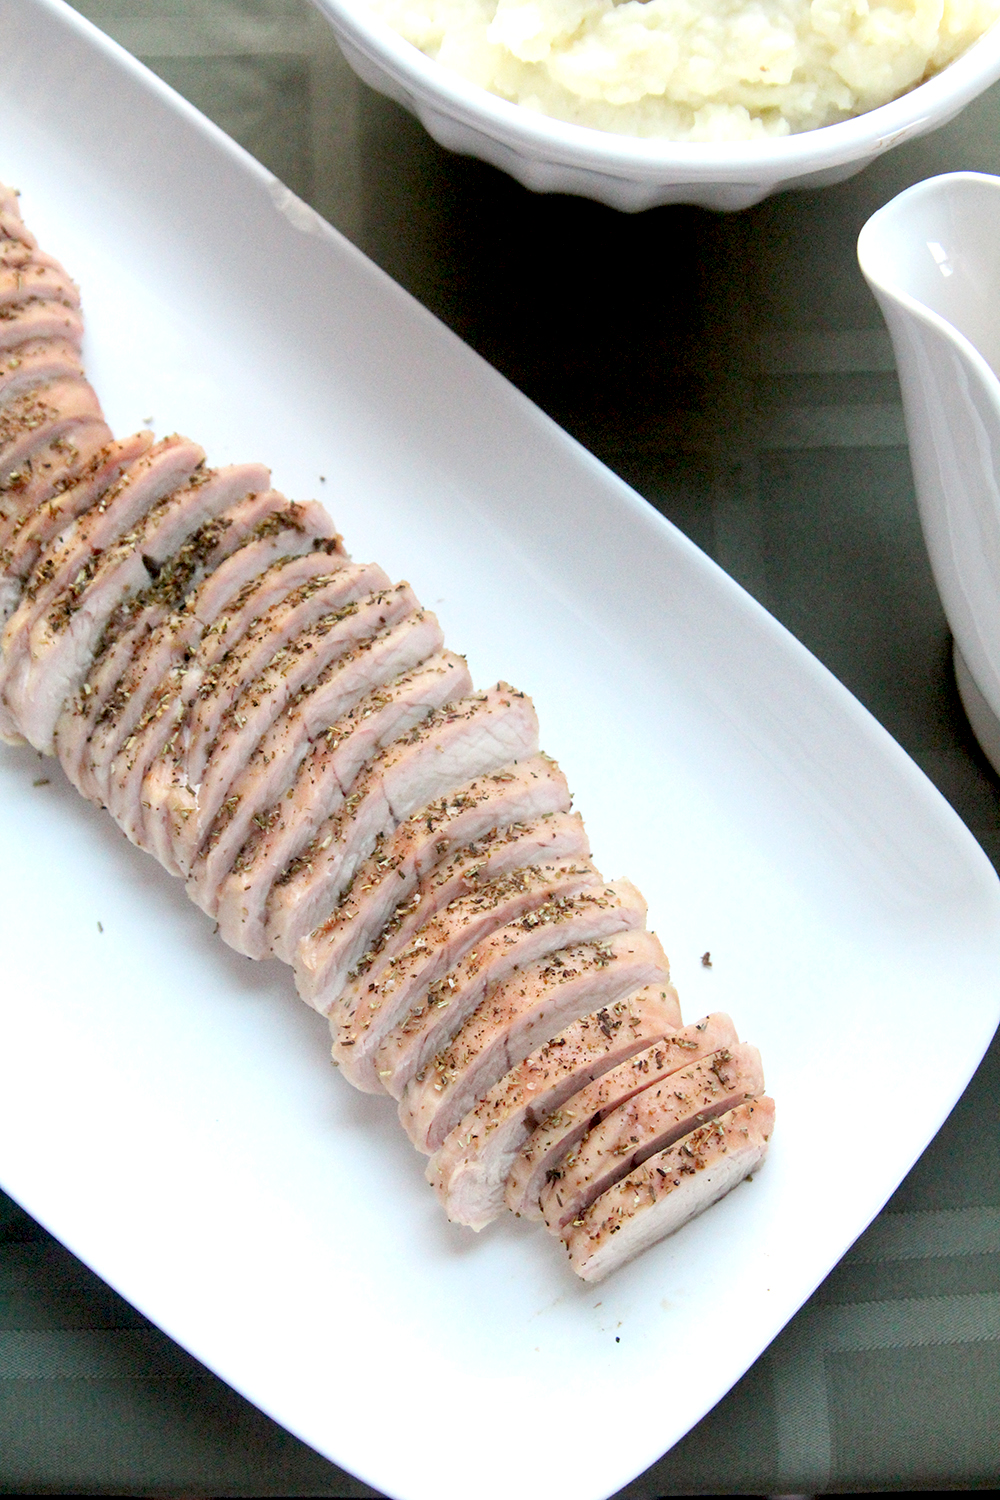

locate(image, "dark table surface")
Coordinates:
3 1 1000 1494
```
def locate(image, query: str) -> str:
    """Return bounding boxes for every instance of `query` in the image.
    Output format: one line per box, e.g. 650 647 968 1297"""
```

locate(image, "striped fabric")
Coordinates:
2 0 999 1492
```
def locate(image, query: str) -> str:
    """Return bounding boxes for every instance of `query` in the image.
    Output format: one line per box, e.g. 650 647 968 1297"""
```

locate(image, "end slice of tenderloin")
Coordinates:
400 928 672 1155
426 982 683 1230
374 876 648 1101
54 468 273 797
563 1096 775 1282
270 683 542 968
110 537 348 852
300 753 571 1014
0 434 206 749
187 603 447 913
505 1011 740 1219
213 651 475 956
538 1041 764 1231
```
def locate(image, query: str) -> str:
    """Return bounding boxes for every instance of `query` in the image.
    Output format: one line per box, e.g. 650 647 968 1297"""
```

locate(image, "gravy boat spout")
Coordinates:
859 171 1000 772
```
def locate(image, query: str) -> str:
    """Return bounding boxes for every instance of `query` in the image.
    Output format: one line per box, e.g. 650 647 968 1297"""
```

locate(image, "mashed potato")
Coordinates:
367 0 1000 137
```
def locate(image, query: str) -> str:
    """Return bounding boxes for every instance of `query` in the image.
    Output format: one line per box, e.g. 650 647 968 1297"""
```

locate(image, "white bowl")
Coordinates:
311 0 1000 210
859 172 1000 775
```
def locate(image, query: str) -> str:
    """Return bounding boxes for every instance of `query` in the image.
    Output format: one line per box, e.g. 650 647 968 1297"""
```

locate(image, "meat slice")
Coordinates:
332 816 590 1050
504 1012 739 1219
0 432 153 582
0 435 205 749
170 590 436 882
362 809 592 1010
8 445 243 752
0 299 84 352
426 984 682 1230
0 432 150 737
54 469 273 797
143 562 384 810
334 855 599 1091
374 877 647 1101
270 683 542 967
328 807 587 1041
188 608 448 915
83 497 333 809
0 339 84 406
140 562 393 872
63 487 300 793
538 1042 764 1231
563 1097 774 1282
400 928 671 1154
213 652 474 956
0 262 79 313
300 754 572 1015
105 529 346 849
0 376 108 489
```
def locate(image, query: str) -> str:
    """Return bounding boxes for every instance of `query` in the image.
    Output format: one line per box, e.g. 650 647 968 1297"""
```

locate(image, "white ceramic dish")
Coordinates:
313 0 1000 210
859 173 1000 777
2 5 1000 1499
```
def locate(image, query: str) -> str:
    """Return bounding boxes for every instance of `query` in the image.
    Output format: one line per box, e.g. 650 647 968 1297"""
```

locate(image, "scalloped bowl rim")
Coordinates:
315 0 1000 180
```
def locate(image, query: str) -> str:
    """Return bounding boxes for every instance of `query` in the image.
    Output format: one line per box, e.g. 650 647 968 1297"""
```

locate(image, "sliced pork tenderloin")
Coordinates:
0 262 79 314
140 562 392 871
0 377 108 490
268 683 541 968
334 855 600 1092
112 544 355 855
374 877 647 1100
0 432 153 577
302 754 571 1015
76 493 336 806
166 587 433 882
142 561 384 820
54 473 276 798
0 433 149 735
538 1042 764 1231
0 191 35 246
0 298 84 352
401 927 671 1155
0 435 205 746
106 528 347 847
6 441 256 751
327 807 587 1043
327 812 589 1051
341 808 589 1001
187 607 447 914
505 1012 739 1219
0 339 84 407
426 983 682 1230
212 651 473 956
563 1096 774 1282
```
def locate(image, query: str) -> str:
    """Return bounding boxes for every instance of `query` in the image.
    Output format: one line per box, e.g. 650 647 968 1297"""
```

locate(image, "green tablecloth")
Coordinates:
3 1 1000 1492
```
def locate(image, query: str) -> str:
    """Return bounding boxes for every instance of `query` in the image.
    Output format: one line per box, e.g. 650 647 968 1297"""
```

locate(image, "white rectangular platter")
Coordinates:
2 4 999 1498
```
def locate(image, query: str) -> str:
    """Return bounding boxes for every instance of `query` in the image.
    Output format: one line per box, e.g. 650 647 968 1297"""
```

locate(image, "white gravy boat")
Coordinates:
859 171 1000 773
